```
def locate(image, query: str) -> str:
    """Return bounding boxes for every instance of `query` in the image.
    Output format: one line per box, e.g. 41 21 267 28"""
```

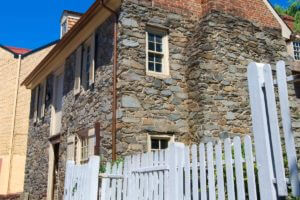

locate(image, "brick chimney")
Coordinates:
60 10 83 38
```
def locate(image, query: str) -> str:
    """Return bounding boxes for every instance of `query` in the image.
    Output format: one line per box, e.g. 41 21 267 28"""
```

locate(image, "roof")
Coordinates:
5 46 31 54
281 15 294 31
22 0 121 89
0 40 58 58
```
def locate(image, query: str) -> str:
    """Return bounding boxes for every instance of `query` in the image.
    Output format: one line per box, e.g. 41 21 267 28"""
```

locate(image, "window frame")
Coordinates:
81 33 96 90
293 41 300 61
147 134 174 152
146 27 170 79
61 20 68 38
50 66 64 136
33 80 46 123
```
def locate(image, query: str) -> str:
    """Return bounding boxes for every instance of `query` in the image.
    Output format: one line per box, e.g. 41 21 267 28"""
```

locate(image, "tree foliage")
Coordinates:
274 0 300 32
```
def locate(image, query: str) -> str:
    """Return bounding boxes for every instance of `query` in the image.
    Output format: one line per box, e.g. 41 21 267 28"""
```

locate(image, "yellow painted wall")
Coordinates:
0 44 55 195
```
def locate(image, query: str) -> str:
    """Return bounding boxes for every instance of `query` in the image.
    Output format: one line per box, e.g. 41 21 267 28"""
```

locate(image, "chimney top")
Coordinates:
60 10 83 38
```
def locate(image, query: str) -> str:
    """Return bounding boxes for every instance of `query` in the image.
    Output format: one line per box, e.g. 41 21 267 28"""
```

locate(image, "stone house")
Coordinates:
22 0 300 199
0 42 56 198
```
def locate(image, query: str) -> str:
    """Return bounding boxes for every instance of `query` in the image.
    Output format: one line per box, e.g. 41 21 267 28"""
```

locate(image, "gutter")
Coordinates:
100 0 118 161
7 54 22 193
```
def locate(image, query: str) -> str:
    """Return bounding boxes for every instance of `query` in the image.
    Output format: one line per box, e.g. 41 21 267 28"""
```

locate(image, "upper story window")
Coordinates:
51 69 64 135
146 28 169 78
293 41 300 61
61 20 67 37
33 80 46 123
75 33 95 92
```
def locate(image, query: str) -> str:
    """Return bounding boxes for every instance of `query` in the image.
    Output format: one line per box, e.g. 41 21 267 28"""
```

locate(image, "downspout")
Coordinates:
100 0 118 161
7 54 22 193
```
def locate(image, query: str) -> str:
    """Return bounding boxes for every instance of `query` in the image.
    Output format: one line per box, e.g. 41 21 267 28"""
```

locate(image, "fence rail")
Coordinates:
100 136 257 200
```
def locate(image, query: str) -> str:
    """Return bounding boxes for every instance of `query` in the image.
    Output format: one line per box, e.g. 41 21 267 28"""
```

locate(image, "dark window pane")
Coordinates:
156 35 162 43
160 140 169 149
149 53 155 62
155 63 162 72
156 43 162 52
148 62 154 71
149 42 155 51
149 33 155 42
155 55 162 63
151 139 159 149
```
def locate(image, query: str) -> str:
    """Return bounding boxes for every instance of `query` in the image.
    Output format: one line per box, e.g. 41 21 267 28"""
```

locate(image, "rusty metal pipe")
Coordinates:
100 0 118 161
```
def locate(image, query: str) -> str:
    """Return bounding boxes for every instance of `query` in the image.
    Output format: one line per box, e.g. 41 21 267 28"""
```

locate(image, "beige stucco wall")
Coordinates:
0 44 55 195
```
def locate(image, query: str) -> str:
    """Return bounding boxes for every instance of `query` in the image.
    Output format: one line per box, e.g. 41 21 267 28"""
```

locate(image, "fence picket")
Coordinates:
154 151 159 200
224 138 235 200
248 62 277 200
184 147 191 200
148 152 154 200
244 136 257 200
263 64 288 196
169 143 177 200
199 143 207 200
276 61 300 197
207 142 216 200
111 163 118 200
215 141 225 200
158 150 164 200
122 157 129 200
116 162 123 200
176 143 184 200
233 137 245 200
164 149 170 200
191 144 199 200
128 156 134 200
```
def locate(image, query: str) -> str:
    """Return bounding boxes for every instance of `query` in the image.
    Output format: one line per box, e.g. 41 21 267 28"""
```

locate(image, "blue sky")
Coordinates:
0 0 290 50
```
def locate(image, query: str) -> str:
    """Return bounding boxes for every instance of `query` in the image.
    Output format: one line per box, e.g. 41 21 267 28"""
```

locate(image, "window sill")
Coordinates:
146 71 170 79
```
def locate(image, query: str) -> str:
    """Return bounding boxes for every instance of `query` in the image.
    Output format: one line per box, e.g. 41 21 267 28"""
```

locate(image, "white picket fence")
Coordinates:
63 61 300 200
100 137 257 200
63 156 100 200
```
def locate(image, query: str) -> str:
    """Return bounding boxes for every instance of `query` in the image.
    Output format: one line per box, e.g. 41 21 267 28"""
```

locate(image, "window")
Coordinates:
74 46 82 95
61 20 67 37
66 125 99 164
81 34 95 90
146 28 169 78
33 80 46 123
148 134 174 152
51 70 64 135
293 41 300 61
80 136 89 163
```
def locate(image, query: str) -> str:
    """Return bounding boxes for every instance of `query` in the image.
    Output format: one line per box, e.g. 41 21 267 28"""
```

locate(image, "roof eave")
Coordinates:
23 0 121 89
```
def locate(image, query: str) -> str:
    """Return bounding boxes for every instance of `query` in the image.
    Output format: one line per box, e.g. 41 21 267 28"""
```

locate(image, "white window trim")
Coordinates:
60 19 68 38
147 134 175 152
293 41 300 61
50 65 65 136
146 28 170 79
74 45 82 95
81 33 96 90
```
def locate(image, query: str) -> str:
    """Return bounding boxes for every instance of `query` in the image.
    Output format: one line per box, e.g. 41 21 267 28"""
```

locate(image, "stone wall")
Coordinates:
23 16 115 200
117 0 196 156
185 11 298 142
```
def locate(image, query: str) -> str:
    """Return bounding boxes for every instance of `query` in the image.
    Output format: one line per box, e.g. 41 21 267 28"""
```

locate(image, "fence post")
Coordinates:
247 62 276 200
276 61 300 197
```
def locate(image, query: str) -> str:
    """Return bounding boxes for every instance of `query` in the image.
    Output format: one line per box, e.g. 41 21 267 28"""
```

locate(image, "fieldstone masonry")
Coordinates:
23 0 300 199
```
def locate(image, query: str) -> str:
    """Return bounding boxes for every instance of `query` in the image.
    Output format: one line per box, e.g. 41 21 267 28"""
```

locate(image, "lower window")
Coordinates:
148 134 174 152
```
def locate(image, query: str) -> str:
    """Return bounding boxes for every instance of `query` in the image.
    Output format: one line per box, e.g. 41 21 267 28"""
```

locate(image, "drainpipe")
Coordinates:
100 0 118 161
7 54 22 193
